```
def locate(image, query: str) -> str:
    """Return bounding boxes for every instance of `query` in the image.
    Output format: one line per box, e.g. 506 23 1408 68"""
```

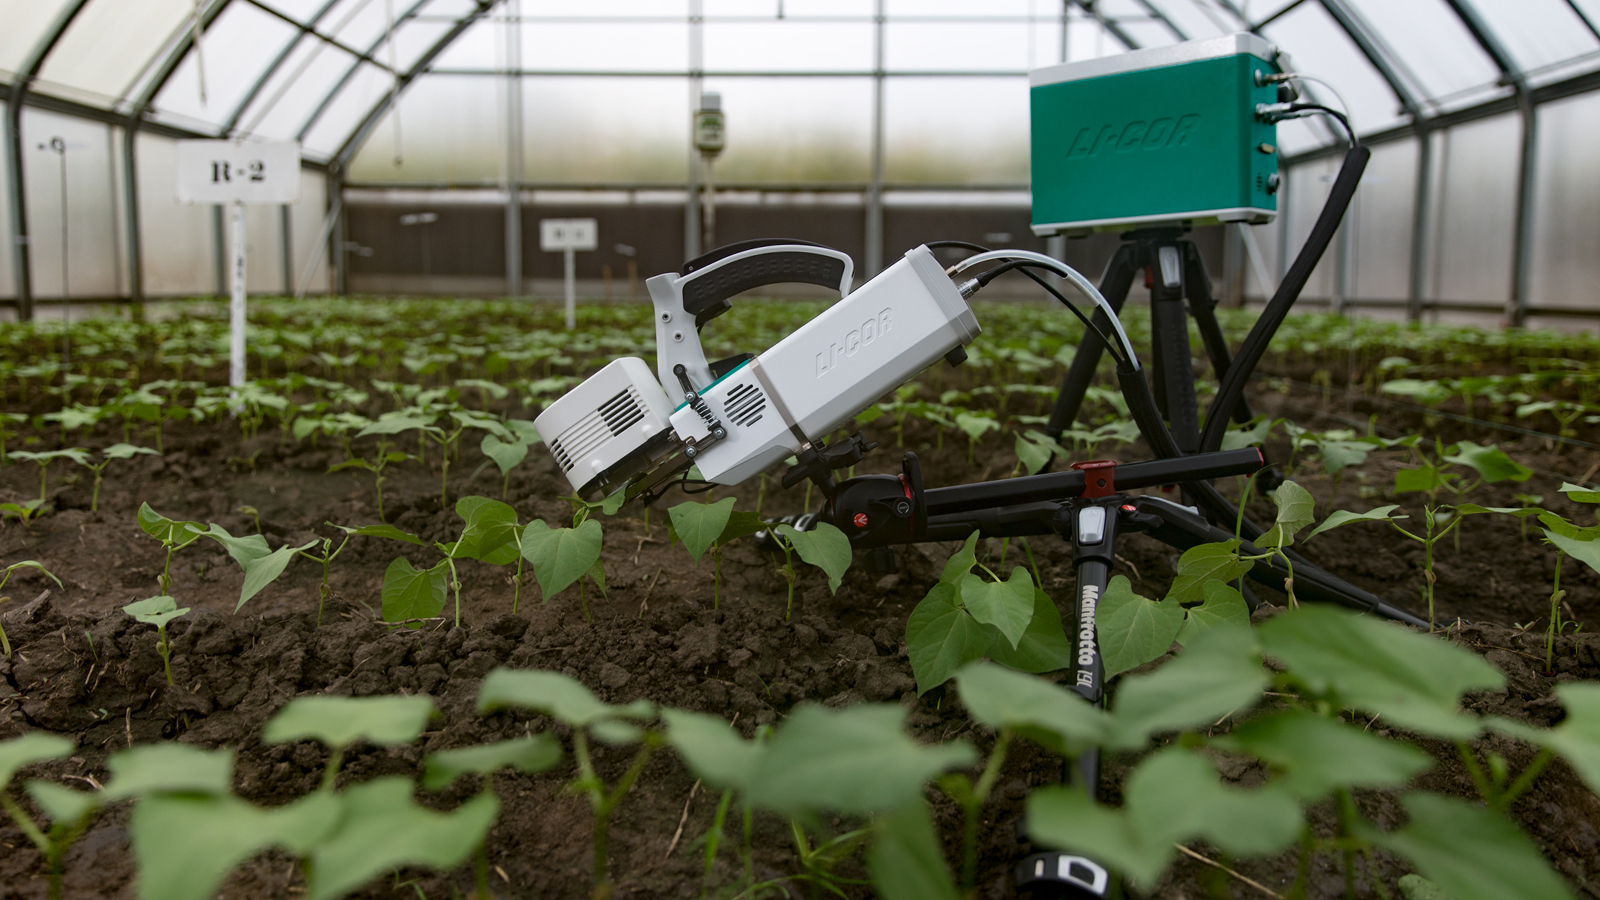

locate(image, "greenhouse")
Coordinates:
4 2 1600 899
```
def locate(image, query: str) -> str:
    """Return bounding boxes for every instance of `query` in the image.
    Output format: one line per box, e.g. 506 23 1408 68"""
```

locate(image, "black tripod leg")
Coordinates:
1149 245 1201 453
1044 244 1139 441
1182 242 1253 424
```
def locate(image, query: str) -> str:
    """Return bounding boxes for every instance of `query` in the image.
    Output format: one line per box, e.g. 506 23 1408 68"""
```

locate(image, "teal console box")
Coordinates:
1030 34 1282 235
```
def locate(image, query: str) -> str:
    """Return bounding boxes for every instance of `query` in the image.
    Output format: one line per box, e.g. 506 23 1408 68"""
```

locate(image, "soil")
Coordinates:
3 371 1600 899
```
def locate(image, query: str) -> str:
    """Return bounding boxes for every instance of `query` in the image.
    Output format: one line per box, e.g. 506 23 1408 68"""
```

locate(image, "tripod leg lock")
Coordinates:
1015 852 1112 899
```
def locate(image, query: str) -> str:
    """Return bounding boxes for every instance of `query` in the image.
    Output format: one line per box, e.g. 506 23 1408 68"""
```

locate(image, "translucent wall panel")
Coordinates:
705 0 871 15
1464 0 1599 75
1530 92 1600 313
221 202 289 294
428 16 499 70
384 15 456 72
886 20 1033 72
348 75 504 183
259 0 334 21
137 133 218 296
36 0 191 105
324 0 400 50
302 62 393 157
1262 3 1406 136
700 77 869 182
521 22 690 72
523 76 689 183
0 0 75 76
885 77 1028 183
291 170 331 294
886 0 1031 15
21 109 121 298
152 2 301 131
1342 0 1500 108
1347 139 1416 302
1425 115 1518 305
703 20 873 71
1280 157 1341 301
235 40 360 142
1141 0 1239 41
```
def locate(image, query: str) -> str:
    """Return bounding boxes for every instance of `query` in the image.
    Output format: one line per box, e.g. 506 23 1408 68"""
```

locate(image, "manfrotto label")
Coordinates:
1076 583 1100 688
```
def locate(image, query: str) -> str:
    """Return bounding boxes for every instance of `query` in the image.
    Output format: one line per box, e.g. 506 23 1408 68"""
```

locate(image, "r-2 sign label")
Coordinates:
176 140 300 204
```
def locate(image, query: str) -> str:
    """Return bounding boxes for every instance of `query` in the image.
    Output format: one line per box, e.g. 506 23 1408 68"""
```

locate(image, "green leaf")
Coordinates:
869 800 961 900
1221 417 1274 451
308 778 498 900
1214 710 1433 800
121 595 190 630
103 443 159 461
1395 463 1445 495
906 583 991 694
669 497 737 562
1257 480 1315 549
744 704 976 817
262 695 435 749
1097 575 1183 679
775 522 852 594
1028 748 1300 890
519 518 603 599
662 709 762 794
381 558 448 626
477 668 654 727
137 502 203 548
1167 540 1253 606
1014 433 1054 475
1 560 62 589
130 792 341 900
235 540 316 612
1106 625 1265 750
600 487 628 515
331 522 424 545
449 496 520 563
1544 529 1600 579
1318 440 1370 475
480 433 529 477
1558 482 1600 504
356 414 440 438
104 743 234 798
716 510 768 547
954 411 999 441
190 523 272 566
1175 581 1250 647
1366 793 1572 900
955 661 1106 755
421 734 561 790
1305 505 1405 541
1489 683 1600 798
959 568 1035 649
985 588 1075 675
0 733 74 789
25 781 97 824
940 531 981 584
1444 440 1532 484
1258 605 1503 739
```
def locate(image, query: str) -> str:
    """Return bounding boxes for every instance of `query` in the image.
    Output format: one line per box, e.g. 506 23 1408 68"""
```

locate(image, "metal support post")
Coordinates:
563 246 576 329
1509 94 1538 327
121 127 144 317
280 204 294 295
213 205 228 297
864 0 886 280
1407 126 1433 323
685 0 704 262
230 199 248 389
503 0 523 297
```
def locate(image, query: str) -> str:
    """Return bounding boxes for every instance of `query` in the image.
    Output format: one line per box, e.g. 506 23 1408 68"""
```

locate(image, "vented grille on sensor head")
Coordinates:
724 381 766 428
548 387 647 473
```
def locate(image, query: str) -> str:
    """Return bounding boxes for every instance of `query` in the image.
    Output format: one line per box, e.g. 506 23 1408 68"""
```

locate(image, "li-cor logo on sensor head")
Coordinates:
1064 114 1200 161
815 308 893 377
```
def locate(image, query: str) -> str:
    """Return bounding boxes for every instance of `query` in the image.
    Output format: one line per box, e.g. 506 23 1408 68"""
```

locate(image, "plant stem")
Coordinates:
157 627 174 686
0 793 48 852
572 730 662 896
320 746 346 791
1494 747 1554 811
1546 552 1566 673
512 556 525 614
962 730 1011 891
1455 741 1494 802
475 774 493 899
706 789 733 877
446 557 462 628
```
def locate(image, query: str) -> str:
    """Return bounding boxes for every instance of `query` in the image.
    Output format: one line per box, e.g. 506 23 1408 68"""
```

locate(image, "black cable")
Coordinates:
1288 103 1358 148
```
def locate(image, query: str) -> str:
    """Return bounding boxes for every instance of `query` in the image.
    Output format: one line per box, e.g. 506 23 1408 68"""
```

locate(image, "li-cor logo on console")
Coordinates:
1064 114 1200 161
816 308 892 377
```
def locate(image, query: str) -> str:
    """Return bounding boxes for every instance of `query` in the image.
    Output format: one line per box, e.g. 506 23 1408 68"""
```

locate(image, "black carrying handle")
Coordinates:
679 239 850 327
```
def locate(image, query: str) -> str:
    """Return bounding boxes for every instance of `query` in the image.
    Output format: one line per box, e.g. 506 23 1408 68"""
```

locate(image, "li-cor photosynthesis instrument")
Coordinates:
534 33 1385 900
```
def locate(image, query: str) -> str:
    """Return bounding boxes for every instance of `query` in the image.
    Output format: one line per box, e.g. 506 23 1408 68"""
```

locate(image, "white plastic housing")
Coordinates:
692 245 980 484
534 357 676 494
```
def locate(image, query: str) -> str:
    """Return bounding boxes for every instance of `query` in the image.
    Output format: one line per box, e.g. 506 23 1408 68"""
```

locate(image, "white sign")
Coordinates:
540 218 598 252
176 140 301 205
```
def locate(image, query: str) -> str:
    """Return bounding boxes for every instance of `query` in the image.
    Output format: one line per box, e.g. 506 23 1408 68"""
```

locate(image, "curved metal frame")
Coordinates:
0 0 1593 319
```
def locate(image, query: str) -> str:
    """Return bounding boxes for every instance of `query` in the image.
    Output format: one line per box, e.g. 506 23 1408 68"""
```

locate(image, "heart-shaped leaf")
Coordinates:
263 695 436 750
1097 576 1183 678
960 568 1035 649
381 558 448 626
906 583 991 695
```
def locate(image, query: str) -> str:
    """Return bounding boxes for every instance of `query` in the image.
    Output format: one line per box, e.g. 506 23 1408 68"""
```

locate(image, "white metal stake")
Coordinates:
563 246 576 330
230 199 247 391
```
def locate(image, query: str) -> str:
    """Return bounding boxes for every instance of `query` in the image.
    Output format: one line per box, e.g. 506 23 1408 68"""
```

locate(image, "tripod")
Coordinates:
1045 227 1253 453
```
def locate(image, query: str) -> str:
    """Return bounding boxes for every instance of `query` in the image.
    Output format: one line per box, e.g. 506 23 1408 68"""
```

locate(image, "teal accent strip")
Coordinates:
671 358 752 412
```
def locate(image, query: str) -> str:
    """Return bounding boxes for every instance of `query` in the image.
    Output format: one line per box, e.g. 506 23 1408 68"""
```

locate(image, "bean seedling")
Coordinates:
121 595 190 685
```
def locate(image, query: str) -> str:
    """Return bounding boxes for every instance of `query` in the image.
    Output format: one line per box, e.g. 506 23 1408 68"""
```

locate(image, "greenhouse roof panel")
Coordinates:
151 1 301 130
0 0 78 77
1462 0 1600 74
35 0 194 105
